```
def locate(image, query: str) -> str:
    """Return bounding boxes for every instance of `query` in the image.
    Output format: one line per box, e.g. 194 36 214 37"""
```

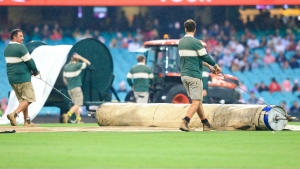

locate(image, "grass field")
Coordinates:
0 123 300 169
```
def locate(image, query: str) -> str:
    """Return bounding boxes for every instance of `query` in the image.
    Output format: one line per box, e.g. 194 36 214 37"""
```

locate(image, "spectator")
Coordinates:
93 30 105 43
282 78 292 92
259 36 267 48
135 28 144 43
289 101 300 117
109 38 118 48
82 29 92 39
50 29 62 41
1 27 10 44
251 57 263 69
250 83 260 93
233 39 245 54
240 57 251 72
281 35 290 49
274 40 286 53
269 78 281 94
74 29 84 42
247 91 259 104
286 39 297 51
267 34 275 48
247 34 259 49
128 38 141 51
239 81 248 93
264 49 275 65
292 79 300 93
275 51 287 66
293 49 300 60
214 41 225 54
31 26 41 40
289 57 300 69
280 101 289 113
296 40 300 51
222 20 231 37
239 34 247 47
231 59 241 72
41 24 51 40
206 36 218 53
218 30 229 46
282 60 290 69
117 81 127 93
258 81 269 93
221 49 234 68
208 24 220 37
273 31 282 46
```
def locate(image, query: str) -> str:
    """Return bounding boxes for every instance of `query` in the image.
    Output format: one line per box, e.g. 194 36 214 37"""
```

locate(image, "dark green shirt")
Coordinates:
127 63 153 92
63 62 87 90
4 42 38 84
178 35 216 79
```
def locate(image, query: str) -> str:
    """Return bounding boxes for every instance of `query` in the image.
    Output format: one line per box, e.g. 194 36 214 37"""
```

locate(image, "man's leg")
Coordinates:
23 106 29 121
16 100 30 115
75 107 82 123
187 100 200 119
179 100 200 132
23 105 39 127
7 100 30 126
196 101 216 131
196 100 206 120
63 104 79 123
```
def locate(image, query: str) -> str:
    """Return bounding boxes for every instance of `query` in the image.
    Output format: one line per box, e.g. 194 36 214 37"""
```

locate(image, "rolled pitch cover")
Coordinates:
95 103 288 131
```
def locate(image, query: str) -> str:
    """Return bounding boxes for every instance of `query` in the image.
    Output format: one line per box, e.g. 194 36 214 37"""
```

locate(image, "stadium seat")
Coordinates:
38 106 61 116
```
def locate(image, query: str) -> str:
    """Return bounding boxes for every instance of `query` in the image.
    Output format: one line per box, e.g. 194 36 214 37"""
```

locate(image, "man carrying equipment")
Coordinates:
62 53 90 123
5 29 40 127
178 19 222 132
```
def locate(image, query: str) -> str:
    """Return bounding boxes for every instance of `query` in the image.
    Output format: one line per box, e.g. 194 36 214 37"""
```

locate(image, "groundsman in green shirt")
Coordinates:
178 19 222 132
4 29 40 127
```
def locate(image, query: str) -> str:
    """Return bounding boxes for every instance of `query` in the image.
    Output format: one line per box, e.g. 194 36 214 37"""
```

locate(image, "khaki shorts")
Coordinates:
181 76 203 100
68 87 83 106
134 92 149 103
11 82 36 103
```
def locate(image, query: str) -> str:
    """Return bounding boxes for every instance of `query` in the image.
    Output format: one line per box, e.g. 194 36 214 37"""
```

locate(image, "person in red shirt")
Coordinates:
269 78 281 94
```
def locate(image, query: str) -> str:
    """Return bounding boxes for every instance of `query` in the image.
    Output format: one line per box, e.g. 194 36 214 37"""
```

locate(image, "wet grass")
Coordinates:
0 125 299 169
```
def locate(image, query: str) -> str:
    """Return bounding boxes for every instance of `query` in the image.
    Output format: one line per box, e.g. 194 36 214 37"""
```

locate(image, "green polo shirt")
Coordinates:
178 35 216 79
63 62 87 90
127 63 153 92
4 42 38 84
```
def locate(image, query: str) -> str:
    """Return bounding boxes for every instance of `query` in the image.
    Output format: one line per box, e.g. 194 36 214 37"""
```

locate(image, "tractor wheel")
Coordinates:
165 85 191 104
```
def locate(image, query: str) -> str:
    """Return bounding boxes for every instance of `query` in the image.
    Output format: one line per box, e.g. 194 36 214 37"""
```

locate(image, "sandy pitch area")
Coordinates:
1 125 299 133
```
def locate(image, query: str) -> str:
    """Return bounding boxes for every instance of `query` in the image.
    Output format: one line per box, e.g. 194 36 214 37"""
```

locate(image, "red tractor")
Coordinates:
125 39 241 104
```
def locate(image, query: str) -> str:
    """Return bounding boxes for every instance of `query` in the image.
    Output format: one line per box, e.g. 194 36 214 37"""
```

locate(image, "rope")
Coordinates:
33 74 95 117
218 72 291 119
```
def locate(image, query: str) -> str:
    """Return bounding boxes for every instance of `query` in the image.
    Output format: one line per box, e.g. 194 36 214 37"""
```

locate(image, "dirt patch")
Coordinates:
0 126 184 133
1 125 299 133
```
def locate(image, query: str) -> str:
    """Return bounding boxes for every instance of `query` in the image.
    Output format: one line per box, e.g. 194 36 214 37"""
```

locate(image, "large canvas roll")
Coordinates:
96 103 287 131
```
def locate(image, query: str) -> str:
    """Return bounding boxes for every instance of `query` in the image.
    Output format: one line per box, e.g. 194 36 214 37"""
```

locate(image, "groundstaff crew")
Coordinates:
127 55 153 103
4 29 40 127
62 53 90 123
178 19 221 132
